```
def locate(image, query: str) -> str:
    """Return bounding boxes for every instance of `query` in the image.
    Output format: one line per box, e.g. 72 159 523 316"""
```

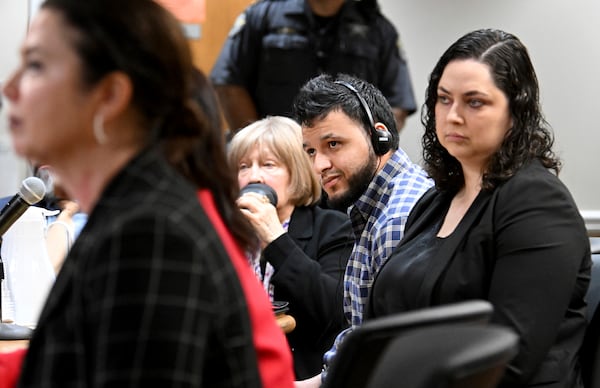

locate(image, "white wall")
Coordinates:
0 1 30 197
379 0 600 213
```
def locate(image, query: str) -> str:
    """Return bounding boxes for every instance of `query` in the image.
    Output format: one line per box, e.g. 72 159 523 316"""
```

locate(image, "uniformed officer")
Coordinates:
210 0 417 135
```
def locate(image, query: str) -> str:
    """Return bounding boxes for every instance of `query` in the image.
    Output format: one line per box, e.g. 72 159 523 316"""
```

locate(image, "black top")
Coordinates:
264 205 353 379
371 218 444 311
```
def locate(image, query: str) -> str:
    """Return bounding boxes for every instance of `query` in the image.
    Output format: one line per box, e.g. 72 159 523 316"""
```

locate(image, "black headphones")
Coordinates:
334 80 392 156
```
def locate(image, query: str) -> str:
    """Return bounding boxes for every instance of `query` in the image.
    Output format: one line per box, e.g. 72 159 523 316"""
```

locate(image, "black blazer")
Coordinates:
19 147 262 387
368 160 591 388
263 205 353 379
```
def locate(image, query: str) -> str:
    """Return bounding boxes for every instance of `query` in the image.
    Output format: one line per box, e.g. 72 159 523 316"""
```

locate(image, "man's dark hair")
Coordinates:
293 73 399 151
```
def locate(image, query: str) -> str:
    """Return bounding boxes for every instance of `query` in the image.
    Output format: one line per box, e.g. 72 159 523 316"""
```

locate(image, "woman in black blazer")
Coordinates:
367 29 590 388
229 116 354 379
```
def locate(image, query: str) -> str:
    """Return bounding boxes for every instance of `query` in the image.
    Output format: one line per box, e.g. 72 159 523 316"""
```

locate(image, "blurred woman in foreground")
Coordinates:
1 0 293 386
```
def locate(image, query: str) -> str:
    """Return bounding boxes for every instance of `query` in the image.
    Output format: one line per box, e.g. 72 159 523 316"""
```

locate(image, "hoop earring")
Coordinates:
93 113 107 145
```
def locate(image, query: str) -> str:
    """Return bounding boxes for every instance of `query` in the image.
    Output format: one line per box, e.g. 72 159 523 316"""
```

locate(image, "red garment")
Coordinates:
0 192 295 388
0 348 26 388
197 189 295 387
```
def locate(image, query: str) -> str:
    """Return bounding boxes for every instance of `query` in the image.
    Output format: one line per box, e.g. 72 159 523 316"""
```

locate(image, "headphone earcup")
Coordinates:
371 129 392 156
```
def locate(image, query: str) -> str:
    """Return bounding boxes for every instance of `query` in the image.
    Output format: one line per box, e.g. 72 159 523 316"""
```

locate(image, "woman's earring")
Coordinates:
93 113 107 145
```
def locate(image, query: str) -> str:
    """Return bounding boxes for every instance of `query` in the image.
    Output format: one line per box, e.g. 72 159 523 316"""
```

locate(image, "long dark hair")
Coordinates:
184 68 257 252
42 0 255 251
421 28 560 192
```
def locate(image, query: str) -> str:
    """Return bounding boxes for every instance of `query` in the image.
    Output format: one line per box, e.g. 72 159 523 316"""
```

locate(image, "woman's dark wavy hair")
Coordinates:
421 28 560 192
42 0 255 251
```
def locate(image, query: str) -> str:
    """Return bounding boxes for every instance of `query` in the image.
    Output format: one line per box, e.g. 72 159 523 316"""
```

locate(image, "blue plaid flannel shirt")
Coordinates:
322 148 433 377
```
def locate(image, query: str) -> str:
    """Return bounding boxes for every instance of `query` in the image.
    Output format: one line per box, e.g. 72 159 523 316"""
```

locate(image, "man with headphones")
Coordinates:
293 73 433 386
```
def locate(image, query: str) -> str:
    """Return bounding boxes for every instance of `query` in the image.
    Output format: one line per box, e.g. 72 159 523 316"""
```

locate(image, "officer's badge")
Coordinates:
348 23 369 37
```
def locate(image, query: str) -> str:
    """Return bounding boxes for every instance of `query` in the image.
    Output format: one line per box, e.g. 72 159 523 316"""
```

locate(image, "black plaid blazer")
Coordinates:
18 146 262 387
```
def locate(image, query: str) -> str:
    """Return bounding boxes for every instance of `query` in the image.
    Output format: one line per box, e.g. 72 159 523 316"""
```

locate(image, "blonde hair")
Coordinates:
228 116 321 207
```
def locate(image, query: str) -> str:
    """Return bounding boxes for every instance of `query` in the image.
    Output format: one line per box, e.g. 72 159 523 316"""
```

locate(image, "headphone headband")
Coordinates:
334 80 375 129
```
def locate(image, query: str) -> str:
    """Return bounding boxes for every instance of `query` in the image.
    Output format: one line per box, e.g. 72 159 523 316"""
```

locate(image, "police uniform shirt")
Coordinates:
210 0 417 119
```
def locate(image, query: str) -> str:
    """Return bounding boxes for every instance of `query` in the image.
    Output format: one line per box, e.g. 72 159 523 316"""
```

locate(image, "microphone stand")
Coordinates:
0 236 34 340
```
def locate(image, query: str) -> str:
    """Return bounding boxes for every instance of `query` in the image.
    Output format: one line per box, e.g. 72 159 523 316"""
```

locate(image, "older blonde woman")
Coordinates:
229 116 354 379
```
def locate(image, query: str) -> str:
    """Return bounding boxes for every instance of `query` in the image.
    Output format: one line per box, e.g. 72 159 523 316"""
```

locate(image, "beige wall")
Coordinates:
189 0 253 75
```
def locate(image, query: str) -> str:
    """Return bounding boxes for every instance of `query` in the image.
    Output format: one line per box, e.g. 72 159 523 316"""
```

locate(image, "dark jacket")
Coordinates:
264 205 353 379
368 160 591 388
18 147 262 387
210 0 416 118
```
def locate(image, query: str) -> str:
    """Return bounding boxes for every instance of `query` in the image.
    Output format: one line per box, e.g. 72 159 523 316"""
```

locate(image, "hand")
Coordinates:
294 374 322 388
56 199 80 222
237 192 285 246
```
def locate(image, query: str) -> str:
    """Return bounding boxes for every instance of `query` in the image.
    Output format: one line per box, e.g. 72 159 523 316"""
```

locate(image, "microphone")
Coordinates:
0 177 46 236
239 183 278 206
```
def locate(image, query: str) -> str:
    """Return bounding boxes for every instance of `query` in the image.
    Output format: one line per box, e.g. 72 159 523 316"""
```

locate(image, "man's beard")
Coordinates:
327 152 378 211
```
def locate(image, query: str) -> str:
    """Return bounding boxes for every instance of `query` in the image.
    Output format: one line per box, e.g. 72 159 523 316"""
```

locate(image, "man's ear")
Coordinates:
374 122 390 133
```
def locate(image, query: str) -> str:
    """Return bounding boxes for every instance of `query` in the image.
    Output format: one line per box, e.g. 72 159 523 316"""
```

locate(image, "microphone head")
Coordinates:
19 176 46 205
239 183 278 206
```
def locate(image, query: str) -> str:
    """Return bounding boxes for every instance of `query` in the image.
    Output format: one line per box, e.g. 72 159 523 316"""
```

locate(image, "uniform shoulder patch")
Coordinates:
228 12 247 38
396 37 408 62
